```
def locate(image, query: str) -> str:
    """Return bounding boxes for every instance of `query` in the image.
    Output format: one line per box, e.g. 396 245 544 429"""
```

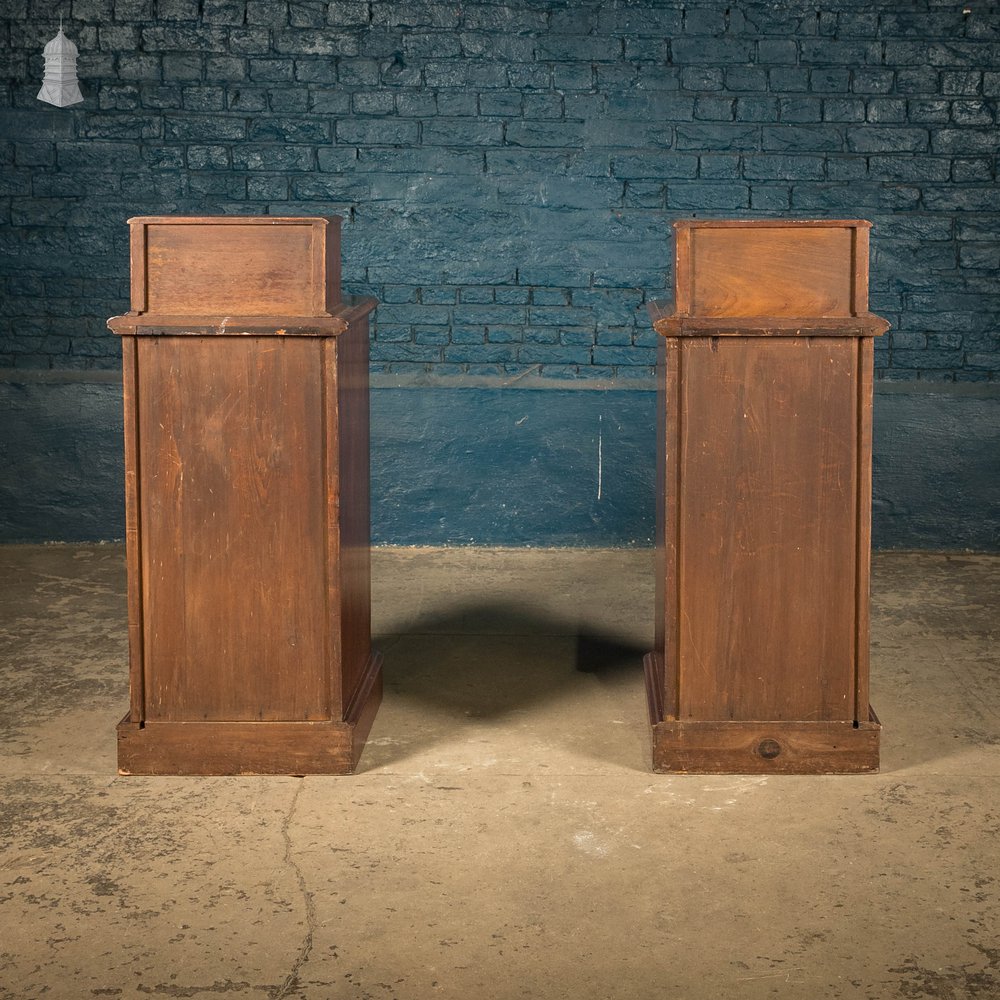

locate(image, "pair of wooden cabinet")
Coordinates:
109 217 885 776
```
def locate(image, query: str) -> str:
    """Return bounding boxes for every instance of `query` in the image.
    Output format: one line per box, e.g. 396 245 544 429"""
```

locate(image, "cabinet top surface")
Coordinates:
128 215 340 226
673 219 872 230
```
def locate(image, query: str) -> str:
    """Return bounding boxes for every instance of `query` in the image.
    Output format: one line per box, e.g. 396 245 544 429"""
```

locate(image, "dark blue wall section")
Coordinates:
2 2 998 549
2 374 998 550
1 1 999 382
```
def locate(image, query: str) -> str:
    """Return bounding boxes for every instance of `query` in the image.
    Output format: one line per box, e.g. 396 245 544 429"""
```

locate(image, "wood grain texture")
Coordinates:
644 657 880 774
647 219 886 774
677 337 859 722
113 215 379 774
137 335 329 722
129 216 341 317
116 652 383 775
673 220 869 320
332 314 374 717
121 337 145 723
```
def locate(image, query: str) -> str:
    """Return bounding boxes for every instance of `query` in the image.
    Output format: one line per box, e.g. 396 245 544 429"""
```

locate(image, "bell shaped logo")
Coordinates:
37 25 84 108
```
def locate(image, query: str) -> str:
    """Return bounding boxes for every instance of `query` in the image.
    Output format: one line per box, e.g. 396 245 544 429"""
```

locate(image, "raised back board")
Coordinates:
129 216 341 317
674 220 869 319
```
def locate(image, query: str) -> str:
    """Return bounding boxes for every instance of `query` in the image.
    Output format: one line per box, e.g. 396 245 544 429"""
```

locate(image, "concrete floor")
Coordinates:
0 545 998 1000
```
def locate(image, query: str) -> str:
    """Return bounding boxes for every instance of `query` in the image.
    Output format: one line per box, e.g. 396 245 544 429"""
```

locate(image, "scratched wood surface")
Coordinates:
131 216 341 317
138 335 329 722
674 337 859 723
648 219 885 773
111 216 380 774
331 313 375 718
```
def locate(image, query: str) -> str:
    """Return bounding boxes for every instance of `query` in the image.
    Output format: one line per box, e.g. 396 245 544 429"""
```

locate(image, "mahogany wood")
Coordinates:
110 216 379 775
646 219 886 774
127 215 341 317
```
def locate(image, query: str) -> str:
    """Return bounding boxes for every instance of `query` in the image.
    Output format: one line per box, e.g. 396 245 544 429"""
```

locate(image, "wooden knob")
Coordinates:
757 739 781 760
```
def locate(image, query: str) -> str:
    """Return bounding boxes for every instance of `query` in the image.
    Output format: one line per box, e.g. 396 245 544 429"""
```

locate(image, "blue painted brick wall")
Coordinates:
1 1 999 381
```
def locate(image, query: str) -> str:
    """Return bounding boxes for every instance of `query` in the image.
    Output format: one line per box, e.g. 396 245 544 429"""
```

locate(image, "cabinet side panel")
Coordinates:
661 338 682 719
855 338 874 722
678 337 858 722
122 337 145 721
333 316 373 717
137 336 329 721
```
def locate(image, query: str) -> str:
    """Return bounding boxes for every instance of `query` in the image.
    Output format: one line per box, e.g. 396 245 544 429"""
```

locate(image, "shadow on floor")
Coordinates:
365 600 650 771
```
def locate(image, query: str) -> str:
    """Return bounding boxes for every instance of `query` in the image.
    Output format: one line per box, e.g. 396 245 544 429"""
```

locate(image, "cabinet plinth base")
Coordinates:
643 653 880 775
117 652 383 776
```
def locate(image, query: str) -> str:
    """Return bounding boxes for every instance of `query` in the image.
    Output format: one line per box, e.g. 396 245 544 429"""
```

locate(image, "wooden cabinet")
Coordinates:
109 216 381 775
645 220 888 774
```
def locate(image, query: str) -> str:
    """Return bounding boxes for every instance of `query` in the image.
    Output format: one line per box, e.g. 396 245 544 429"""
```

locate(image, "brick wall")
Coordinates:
1 1 998 380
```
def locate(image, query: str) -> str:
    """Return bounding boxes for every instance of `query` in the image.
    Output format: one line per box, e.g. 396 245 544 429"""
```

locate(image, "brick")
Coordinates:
187 173 245 197
250 59 295 83
680 67 724 91
750 185 790 210
736 97 780 122
552 64 594 92
667 181 749 210
823 98 865 123
228 28 272 54
867 99 907 124
597 8 683 37
676 123 758 152
228 86 267 111
250 117 331 142
485 326 520 343
504 120 589 148
930 129 999 155
327 2 370 26
413 286 459 306
294 61 340 84
232 145 314 170
767 68 808 95
779 98 822 123
952 157 994 183
810 69 850 93
724 67 767 92
847 127 928 154
518 344 591 366
923 187 1000 212
337 119 419 145
743 154 824 181
186 145 229 169
907 99 951 124
453 304 526 326
952 101 995 126
247 175 289 200
142 25 229 51
444 343 516 364
763 124 842 153
423 119 503 146
694 97 734 121
289 2 327 28
268 89 310 112
202 0 245 25
164 115 246 141
274 30 359 57
699 154 740 179
942 71 983 96
183 86 226 112
671 38 754 65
